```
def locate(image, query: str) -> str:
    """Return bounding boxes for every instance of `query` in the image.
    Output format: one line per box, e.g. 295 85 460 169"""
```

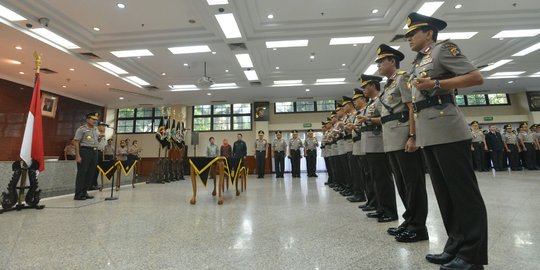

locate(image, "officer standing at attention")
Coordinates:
73 112 100 200
272 131 287 178
375 44 429 242
254 130 268 178
405 12 488 269
323 119 336 186
518 122 539 170
90 121 108 190
288 130 303 178
470 121 489 172
357 74 398 223
304 129 319 177
502 124 521 171
348 89 369 204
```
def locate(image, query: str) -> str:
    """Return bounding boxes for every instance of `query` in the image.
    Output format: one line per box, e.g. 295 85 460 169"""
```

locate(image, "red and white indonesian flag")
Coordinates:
20 73 45 172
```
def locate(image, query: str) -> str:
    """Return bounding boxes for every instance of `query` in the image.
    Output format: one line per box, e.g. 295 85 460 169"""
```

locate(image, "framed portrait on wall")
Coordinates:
41 93 58 118
254 102 269 121
526 91 540 112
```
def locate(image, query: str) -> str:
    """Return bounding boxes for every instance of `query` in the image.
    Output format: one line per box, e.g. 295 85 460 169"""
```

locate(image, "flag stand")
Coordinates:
1 161 45 214
105 172 118 201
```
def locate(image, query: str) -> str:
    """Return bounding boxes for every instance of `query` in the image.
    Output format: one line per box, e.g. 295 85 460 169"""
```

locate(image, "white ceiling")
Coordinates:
1 0 540 108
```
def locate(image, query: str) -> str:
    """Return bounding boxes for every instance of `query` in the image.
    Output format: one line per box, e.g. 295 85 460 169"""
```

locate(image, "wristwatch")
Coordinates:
433 79 441 89
408 133 416 139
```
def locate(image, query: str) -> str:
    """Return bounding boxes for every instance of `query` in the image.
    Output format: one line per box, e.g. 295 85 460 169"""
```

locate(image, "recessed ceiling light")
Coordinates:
316 78 346 83
207 93 212 96
18 71 24 75
479 59 513 71
225 69 229 73
62 85 66 88
455 4 463 9
267 14 274 19
106 83 110 86
161 72 166 76
330 36 374 45
119 97 124 100
168 45 211 54
512 42 540 56
30 28 80 49
499 38 504 41
437 32 478 40
5 59 21 65
95 62 128 74
206 0 229 5
364 64 378 75
403 1 444 29
93 27 100 31
309 55 315 59
507 80 514 84
136 56 141 59
212 51 217 55
371 9 379 14
275 66 280 70
111 49 153 58
235 54 254 68
273 48 277 51
183 63 189 66
353 44 358 47
117 3 126 9
305 88 310 92
69 68 75 71
266 40 309 48
15 46 22 50
125 76 150 86
342 63 346 67
492 29 540 39
244 70 259 81
215 13 242 39
0 4 27 21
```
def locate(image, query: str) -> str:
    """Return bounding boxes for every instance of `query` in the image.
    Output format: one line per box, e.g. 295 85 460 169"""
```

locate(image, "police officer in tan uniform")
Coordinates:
254 130 268 178
470 121 489 172
357 74 398 223
73 112 100 200
348 89 370 204
502 124 521 170
376 44 429 242
518 123 539 170
272 131 287 178
304 129 319 177
288 130 303 178
405 12 487 269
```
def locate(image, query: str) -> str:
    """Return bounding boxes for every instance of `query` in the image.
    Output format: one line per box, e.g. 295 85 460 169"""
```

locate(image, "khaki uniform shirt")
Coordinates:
352 107 366 156
471 130 486 143
289 138 303 150
272 138 287 152
305 137 319 151
255 139 267 151
519 131 535 143
74 125 99 148
104 145 115 156
380 71 411 152
409 40 474 147
360 98 384 153
503 132 518 145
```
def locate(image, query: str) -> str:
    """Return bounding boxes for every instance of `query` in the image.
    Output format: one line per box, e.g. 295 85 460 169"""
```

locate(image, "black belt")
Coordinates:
413 94 454 112
343 134 352 139
360 125 378 132
381 110 409 124
256 150 266 152
307 149 316 151
353 136 361 142
274 150 284 153
81 146 97 150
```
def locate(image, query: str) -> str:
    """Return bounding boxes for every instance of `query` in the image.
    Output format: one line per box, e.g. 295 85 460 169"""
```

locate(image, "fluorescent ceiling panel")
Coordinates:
210 83 238 89
111 49 153 58
206 0 229 5
529 72 540 78
437 32 478 40
492 29 540 39
96 62 128 74
513 42 540 56
403 1 444 29
215 13 242 39
490 71 525 76
30 28 80 49
244 70 259 81
0 4 26 21
125 76 150 86
364 64 379 75
329 36 374 45
274 80 302 85
479 59 513 72
235 54 254 68
266 40 309 48
168 45 211 54
316 78 346 83
170 85 199 91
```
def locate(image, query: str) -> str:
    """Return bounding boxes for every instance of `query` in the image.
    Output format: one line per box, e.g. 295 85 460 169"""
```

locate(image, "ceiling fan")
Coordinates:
196 61 215 88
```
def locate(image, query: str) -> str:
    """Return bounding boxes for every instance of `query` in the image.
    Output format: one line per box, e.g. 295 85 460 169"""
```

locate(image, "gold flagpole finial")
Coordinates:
33 51 42 73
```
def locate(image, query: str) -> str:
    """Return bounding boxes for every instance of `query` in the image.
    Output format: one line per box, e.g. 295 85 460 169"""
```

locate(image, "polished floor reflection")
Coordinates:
1 170 539 269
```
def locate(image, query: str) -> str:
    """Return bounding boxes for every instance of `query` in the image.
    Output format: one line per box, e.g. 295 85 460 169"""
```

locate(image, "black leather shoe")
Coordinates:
440 257 484 270
358 204 368 209
312 174 318 177
378 215 398 223
387 226 406 236
74 196 86 201
347 196 366 203
395 230 429 242
340 190 354 197
85 194 94 199
362 206 377 212
425 252 455 265
366 212 382 218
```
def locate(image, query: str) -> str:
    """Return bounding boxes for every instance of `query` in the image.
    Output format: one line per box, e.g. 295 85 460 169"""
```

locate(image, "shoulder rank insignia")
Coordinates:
444 42 461 56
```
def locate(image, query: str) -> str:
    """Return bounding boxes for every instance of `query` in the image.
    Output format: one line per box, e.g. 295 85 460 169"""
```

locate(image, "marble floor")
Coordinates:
1 170 539 270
